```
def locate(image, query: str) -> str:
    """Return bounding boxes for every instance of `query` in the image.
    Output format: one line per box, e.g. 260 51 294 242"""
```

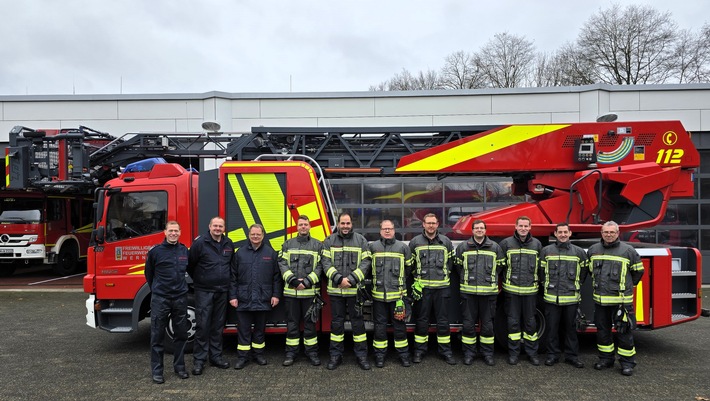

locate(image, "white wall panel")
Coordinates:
374 95 492 117
492 93 580 114
117 100 204 120
3 101 118 120
258 98 375 118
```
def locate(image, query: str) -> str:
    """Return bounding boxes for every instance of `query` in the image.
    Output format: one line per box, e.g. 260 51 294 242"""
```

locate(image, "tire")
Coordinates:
52 244 79 276
164 294 196 354
0 263 17 277
494 296 547 352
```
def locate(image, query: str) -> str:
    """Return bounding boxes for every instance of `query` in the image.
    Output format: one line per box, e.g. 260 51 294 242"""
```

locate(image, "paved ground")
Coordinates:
1 290 709 401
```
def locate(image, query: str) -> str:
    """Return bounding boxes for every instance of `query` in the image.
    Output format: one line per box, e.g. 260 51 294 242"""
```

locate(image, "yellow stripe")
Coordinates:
398 124 570 172
226 174 255 242
635 281 644 322
5 153 9 187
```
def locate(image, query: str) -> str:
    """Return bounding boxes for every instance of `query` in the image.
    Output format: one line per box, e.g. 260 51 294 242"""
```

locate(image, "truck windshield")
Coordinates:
105 191 168 241
0 198 43 223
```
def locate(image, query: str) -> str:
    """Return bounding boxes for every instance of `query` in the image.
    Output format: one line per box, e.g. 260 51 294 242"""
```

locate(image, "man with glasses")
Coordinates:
409 213 456 365
587 221 644 376
369 220 413 368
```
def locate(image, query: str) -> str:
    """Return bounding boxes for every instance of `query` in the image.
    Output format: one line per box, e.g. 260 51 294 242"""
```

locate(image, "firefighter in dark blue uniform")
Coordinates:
145 220 190 384
187 216 234 375
229 224 283 370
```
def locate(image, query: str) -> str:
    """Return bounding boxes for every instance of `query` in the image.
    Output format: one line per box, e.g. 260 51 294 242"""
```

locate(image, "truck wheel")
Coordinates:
164 295 196 354
0 263 17 277
53 245 78 276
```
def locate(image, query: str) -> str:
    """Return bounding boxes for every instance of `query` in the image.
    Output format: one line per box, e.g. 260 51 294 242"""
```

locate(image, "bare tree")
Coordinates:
439 51 486 89
577 4 677 84
369 68 441 91
670 24 710 83
476 32 535 88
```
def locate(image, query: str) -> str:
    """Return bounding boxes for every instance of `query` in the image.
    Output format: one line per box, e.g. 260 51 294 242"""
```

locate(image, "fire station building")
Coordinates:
0 83 709 283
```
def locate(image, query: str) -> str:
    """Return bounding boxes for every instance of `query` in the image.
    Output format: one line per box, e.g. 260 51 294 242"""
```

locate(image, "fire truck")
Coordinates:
0 126 113 276
15 120 691 350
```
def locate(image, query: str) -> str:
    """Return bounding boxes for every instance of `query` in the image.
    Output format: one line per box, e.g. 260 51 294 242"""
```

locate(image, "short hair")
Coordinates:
602 221 619 232
337 212 352 223
297 215 310 223
380 219 395 229
516 216 531 225
249 223 265 234
165 220 180 229
209 216 225 225
472 219 486 229
423 213 438 222
555 222 570 231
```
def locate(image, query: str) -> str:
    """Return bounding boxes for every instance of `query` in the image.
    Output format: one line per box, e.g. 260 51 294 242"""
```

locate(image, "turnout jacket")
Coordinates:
540 241 588 305
409 231 454 289
454 236 505 295
145 239 189 299
278 234 323 298
322 230 371 297
187 232 235 292
229 242 283 311
587 238 644 305
369 237 414 302
499 232 543 295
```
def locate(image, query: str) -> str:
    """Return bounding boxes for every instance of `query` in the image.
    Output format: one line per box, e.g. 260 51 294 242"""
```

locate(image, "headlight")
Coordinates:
28 235 38 242
26 249 43 255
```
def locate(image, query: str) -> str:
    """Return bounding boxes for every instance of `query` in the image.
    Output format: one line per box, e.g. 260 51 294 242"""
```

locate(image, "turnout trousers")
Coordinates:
544 303 579 361
461 293 496 358
150 294 188 376
235 310 268 360
594 304 637 368
284 297 318 357
414 287 452 357
373 300 409 358
329 296 368 359
504 292 539 358
193 289 228 364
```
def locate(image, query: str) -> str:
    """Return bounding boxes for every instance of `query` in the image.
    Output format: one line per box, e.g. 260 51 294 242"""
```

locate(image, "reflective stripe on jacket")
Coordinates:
409 231 453 289
454 236 505 295
587 239 644 305
540 241 588 305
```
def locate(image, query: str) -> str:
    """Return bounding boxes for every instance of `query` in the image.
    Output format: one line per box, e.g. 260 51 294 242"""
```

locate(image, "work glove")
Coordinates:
411 279 423 301
393 298 406 321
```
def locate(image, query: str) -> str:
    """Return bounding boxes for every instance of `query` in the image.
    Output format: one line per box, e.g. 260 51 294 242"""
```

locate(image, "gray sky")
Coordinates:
1 0 707 95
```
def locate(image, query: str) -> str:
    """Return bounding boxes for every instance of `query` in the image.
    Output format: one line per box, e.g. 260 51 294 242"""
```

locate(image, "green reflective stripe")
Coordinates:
285 337 300 346
542 255 584 296
307 271 320 284
504 249 539 286
353 333 367 343
352 268 365 282
508 332 522 341
373 339 388 349
413 244 451 283
372 289 405 301
394 338 409 349
415 335 429 344
284 288 319 297
523 332 539 342
237 344 251 351
593 294 634 304
331 333 344 342
544 293 580 304
502 283 538 294
437 335 451 344
252 342 265 349
480 336 495 345
325 266 338 278
598 343 614 353
631 261 644 272
304 337 318 346
283 270 294 281
461 250 499 289
327 288 358 296
372 252 407 287
460 284 498 295
420 278 450 287
617 346 636 357
461 335 477 345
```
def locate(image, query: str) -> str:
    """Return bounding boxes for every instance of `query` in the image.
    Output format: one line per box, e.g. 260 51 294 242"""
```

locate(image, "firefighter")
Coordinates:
370 220 414 368
322 212 372 370
499 216 543 366
409 213 457 365
144 220 190 384
278 215 324 367
587 221 644 376
539 222 588 368
229 224 283 370
187 216 234 375
454 219 504 366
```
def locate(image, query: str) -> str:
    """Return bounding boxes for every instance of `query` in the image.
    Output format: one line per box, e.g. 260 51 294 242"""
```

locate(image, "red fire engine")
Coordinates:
75 120 703 351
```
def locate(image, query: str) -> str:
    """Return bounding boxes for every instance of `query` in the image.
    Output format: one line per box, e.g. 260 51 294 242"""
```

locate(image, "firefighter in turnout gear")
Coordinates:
539 223 588 369
369 220 414 368
322 213 372 370
409 213 456 365
499 216 543 366
278 215 324 367
454 219 504 366
587 221 644 376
